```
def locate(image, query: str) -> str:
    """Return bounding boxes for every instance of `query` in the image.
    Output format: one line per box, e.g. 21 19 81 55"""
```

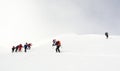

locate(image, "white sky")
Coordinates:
0 0 120 46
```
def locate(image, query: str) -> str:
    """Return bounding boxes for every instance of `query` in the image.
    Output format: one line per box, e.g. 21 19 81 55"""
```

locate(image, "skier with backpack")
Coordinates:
15 45 19 52
24 43 28 52
18 44 23 52
55 40 61 53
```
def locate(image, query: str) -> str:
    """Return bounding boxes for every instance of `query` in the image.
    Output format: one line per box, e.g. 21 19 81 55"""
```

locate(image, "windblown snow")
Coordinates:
1 34 120 71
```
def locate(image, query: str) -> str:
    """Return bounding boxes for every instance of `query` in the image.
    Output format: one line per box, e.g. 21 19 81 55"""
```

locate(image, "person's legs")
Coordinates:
58 46 60 53
56 46 60 53
56 47 58 52
106 35 108 39
24 48 27 52
15 48 18 52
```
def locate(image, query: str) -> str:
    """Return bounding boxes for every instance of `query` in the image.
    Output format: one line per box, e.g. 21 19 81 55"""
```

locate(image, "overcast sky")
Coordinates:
0 0 120 45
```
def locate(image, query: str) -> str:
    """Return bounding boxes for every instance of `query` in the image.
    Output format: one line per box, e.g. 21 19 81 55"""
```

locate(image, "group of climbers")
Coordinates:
12 43 32 53
11 32 109 53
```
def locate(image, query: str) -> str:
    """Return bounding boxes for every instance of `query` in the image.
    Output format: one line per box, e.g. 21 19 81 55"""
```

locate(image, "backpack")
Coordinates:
56 41 61 46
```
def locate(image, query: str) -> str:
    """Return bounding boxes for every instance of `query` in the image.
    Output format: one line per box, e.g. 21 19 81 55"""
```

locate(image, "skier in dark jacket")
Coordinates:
12 46 15 53
15 45 19 52
24 43 28 52
55 40 61 53
105 32 109 39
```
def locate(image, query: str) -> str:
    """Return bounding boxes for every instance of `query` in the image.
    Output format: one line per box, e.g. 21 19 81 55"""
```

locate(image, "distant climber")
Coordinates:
55 40 61 53
18 44 23 52
12 46 15 53
24 43 28 52
15 45 19 52
105 32 109 39
52 39 56 46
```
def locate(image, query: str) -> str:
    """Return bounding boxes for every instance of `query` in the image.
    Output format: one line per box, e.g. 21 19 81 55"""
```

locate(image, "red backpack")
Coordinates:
56 41 61 46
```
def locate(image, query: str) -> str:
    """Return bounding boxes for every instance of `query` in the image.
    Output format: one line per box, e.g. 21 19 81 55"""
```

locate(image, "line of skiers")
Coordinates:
12 43 32 53
11 32 108 53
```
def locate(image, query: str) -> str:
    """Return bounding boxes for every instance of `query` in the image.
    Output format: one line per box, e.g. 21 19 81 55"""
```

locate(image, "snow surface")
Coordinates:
1 34 120 71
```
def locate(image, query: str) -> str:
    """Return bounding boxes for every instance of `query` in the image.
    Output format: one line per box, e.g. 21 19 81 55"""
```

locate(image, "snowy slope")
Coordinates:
1 34 120 71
